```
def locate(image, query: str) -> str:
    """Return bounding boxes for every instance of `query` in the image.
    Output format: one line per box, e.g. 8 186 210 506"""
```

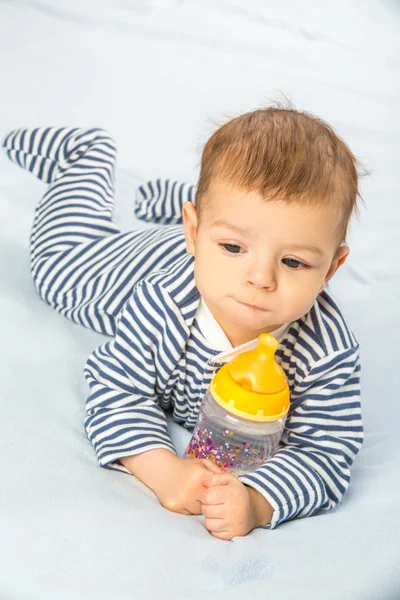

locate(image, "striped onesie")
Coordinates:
3 127 364 529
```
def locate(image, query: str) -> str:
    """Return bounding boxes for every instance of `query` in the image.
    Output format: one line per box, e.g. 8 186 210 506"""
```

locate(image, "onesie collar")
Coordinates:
195 297 289 364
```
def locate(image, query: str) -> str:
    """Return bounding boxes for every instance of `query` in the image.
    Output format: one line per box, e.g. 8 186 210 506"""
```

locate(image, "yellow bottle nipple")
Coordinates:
210 333 290 422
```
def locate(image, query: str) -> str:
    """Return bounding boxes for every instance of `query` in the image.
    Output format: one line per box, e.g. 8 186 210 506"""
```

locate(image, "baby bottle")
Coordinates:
184 333 290 475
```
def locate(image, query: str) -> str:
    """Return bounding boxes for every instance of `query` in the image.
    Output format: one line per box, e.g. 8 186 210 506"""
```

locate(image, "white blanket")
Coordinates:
0 1 399 598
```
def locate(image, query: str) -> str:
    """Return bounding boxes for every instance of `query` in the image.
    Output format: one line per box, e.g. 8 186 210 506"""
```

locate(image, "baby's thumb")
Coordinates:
200 459 225 474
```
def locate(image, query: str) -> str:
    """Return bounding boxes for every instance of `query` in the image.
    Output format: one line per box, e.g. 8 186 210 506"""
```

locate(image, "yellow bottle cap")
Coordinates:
210 333 290 422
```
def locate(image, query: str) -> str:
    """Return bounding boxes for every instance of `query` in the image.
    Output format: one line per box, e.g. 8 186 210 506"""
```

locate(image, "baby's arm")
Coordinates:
84 279 217 514
201 347 363 538
240 347 363 529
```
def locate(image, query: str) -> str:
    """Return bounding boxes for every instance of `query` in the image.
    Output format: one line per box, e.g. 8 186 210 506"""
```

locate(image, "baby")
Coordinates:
3 106 364 541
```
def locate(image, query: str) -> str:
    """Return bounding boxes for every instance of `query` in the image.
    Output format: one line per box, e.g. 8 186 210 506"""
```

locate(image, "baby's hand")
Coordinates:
199 472 274 541
154 456 224 516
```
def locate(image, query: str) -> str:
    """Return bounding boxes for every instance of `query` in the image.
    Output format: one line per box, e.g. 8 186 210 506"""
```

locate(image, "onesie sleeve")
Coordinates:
239 346 364 529
134 178 195 225
83 279 187 471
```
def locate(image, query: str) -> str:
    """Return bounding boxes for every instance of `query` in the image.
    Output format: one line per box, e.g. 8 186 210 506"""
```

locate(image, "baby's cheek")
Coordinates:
290 281 321 315
281 297 316 323
195 257 224 294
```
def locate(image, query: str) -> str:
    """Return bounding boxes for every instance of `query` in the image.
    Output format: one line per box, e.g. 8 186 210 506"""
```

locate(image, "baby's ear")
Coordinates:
182 201 198 255
323 245 350 289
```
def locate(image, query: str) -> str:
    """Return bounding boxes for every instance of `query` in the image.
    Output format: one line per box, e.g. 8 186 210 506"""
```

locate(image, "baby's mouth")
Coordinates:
236 300 269 312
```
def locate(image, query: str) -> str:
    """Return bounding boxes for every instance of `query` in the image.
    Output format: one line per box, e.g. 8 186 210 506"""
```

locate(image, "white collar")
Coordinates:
195 297 289 364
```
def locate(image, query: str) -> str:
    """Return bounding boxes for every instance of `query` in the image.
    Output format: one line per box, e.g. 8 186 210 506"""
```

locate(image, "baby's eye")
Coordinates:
221 243 245 254
282 258 308 269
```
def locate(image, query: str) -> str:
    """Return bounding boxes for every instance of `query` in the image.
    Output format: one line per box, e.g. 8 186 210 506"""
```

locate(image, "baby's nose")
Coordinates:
247 262 277 290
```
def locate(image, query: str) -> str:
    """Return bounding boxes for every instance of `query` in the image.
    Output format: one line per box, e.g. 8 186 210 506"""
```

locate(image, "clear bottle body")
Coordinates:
184 389 286 475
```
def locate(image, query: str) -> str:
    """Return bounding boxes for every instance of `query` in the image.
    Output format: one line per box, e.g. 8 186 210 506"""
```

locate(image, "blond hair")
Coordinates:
196 106 361 240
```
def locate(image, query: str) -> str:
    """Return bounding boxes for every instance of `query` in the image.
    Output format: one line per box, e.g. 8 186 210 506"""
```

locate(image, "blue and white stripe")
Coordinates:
3 127 188 336
3 127 363 529
135 178 195 224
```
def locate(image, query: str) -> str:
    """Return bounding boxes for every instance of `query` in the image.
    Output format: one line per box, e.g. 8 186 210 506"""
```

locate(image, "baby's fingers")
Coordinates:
201 503 225 519
210 530 233 542
204 517 227 534
199 459 225 474
203 516 233 541
205 473 235 488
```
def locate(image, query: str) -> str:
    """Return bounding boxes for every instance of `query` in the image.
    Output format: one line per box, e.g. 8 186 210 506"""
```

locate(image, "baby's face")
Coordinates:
183 181 349 347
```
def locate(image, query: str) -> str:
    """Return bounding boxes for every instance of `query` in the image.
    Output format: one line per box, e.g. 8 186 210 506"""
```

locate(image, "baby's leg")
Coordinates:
4 127 119 257
3 127 181 335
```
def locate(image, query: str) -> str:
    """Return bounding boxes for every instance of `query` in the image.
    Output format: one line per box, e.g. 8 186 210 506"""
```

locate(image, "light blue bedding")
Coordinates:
0 1 399 599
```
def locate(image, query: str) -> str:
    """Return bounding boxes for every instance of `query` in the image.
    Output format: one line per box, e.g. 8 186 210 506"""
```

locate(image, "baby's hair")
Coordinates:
196 103 364 241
